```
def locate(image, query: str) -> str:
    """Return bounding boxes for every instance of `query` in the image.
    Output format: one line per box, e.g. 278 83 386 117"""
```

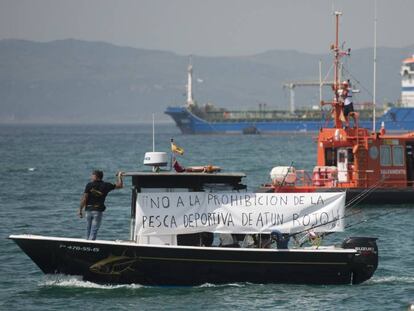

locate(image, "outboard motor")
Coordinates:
342 237 378 284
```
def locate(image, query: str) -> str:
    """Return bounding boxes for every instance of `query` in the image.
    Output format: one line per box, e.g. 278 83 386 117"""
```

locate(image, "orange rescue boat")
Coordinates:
261 12 414 204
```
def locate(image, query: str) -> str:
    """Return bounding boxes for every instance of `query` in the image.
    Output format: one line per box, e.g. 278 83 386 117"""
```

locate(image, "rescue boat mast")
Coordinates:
373 0 378 132
328 11 351 129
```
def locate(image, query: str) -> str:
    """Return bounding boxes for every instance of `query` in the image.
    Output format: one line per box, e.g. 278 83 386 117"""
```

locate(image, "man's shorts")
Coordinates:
344 103 354 117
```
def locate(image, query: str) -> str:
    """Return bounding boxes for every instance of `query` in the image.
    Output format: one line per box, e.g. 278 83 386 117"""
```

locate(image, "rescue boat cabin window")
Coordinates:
392 145 404 166
380 145 391 166
325 149 336 166
380 145 405 166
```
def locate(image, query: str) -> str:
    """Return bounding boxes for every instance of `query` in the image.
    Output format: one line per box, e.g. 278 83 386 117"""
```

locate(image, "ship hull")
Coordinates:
344 188 414 204
10 235 377 286
165 107 414 134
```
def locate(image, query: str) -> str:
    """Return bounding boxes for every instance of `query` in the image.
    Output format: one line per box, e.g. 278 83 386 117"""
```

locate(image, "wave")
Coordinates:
39 275 144 289
197 282 256 288
368 276 414 284
36 275 414 289
40 276 258 290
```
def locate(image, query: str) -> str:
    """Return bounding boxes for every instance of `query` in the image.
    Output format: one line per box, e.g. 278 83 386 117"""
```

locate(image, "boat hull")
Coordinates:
344 188 414 204
165 106 414 134
10 235 377 286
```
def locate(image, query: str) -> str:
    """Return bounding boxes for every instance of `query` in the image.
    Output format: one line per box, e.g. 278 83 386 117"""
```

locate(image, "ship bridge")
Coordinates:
401 55 414 107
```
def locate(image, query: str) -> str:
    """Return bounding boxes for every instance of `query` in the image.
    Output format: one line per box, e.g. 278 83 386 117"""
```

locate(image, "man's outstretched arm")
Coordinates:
115 171 124 189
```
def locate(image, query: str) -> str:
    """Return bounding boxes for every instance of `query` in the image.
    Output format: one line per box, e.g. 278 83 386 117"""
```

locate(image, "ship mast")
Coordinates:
186 56 195 107
330 11 350 129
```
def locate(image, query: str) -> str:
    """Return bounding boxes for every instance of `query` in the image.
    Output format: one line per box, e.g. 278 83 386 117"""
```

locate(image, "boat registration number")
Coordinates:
59 244 100 253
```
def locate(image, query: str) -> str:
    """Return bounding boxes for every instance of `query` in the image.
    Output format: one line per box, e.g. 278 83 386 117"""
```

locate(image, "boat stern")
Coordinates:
341 236 378 284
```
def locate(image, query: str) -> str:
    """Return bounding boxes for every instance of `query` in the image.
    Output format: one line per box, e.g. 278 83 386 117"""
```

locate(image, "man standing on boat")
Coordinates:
341 80 355 128
78 170 123 240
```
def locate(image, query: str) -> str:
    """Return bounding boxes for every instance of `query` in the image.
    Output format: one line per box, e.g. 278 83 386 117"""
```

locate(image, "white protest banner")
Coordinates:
135 192 345 235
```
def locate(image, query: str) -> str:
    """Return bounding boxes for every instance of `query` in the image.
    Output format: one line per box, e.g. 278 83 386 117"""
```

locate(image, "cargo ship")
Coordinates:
165 52 414 134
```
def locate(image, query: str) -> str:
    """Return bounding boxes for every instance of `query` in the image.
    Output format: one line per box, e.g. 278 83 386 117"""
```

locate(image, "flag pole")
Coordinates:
170 138 174 171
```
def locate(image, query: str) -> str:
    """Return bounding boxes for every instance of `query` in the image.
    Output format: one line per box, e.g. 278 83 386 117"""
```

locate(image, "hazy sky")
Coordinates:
1 0 413 56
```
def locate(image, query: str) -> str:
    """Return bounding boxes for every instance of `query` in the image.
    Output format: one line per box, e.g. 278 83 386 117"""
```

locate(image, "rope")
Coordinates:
341 65 374 99
288 177 385 241
344 177 385 209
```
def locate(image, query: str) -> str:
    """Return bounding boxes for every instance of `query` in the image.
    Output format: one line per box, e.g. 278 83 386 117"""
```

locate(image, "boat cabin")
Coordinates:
314 127 414 188
125 171 246 246
268 127 414 192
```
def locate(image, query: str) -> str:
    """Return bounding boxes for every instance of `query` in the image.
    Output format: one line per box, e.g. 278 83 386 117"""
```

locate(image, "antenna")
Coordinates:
144 114 168 172
152 113 155 152
319 60 323 103
372 0 378 132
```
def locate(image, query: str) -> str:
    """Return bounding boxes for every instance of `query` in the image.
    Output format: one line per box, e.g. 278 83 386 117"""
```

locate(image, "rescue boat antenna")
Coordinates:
334 12 340 91
372 0 378 132
319 60 322 103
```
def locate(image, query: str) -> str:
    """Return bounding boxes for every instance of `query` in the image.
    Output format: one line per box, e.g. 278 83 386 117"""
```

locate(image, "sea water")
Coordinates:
0 124 413 311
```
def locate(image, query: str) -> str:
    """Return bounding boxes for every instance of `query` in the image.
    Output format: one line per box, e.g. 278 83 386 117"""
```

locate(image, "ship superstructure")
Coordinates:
401 55 414 107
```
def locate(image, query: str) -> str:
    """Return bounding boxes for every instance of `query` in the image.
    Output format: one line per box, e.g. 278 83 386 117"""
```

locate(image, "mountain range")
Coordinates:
0 39 413 123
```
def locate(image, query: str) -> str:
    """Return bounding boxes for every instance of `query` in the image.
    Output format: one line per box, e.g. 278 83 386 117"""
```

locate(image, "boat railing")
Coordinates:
294 169 339 187
276 168 410 188
295 168 373 188
294 170 315 187
204 110 323 122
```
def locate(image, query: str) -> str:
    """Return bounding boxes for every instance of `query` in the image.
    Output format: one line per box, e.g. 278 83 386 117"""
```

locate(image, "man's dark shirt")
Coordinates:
84 180 116 212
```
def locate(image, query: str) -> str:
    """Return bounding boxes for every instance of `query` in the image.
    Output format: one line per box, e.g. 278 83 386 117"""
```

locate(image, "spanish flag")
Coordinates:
171 140 184 155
